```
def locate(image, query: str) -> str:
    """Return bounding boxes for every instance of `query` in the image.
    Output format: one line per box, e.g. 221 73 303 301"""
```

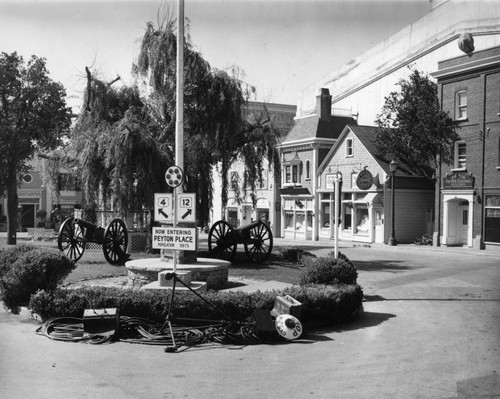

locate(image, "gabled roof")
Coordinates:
318 124 419 177
282 115 357 144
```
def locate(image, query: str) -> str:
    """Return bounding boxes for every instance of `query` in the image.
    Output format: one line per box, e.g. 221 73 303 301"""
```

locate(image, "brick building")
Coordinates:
431 46 500 249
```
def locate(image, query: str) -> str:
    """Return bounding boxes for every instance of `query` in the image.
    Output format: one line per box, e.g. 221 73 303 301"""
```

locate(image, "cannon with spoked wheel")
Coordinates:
208 220 273 263
57 218 129 265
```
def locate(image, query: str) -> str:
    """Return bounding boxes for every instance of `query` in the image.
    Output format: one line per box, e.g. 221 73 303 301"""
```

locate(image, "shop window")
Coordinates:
355 206 369 236
227 208 238 228
485 195 500 243
346 138 353 157
342 203 352 230
284 211 294 231
257 209 269 226
321 203 330 228
295 212 305 231
454 141 466 170
455 90 467 120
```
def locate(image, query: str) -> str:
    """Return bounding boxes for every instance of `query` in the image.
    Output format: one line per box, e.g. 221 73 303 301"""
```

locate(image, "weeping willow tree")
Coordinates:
65 74 172 221
50 8 279 227
133 14 280 225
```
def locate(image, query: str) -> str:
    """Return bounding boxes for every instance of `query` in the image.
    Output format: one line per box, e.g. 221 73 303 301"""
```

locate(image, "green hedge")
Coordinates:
0 245 76 311
299 255 358 286
29 283 363 327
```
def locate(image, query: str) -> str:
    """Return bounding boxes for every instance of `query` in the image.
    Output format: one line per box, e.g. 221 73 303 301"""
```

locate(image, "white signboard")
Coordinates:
154 193 173 223
176 193 196 223
152 227 197 251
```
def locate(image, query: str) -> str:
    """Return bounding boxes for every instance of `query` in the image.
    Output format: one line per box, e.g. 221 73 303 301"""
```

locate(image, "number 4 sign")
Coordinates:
176 193 196 223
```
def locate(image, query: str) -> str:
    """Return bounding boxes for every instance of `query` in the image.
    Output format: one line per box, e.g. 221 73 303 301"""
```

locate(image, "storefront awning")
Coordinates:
354 192 382 205
279 187 311 195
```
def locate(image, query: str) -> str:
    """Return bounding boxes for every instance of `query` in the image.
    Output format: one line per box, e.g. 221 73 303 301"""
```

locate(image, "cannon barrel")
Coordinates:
234 220 261 232
74 218 98 231
74 218 104 243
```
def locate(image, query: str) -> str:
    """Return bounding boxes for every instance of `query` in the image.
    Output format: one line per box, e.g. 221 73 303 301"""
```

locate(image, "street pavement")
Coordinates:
0 238 499 398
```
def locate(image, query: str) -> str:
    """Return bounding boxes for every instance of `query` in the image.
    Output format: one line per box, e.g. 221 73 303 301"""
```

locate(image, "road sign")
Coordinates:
176 193 196 223
154 193 173 223
152 227 196 251
165 165 183 188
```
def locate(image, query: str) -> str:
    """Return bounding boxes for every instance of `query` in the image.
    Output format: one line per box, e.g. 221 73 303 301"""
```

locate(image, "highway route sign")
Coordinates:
176 193 196 223
154 193 173 223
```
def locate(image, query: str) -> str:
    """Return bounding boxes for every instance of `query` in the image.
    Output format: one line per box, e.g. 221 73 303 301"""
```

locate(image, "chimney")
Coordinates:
316 88 332 121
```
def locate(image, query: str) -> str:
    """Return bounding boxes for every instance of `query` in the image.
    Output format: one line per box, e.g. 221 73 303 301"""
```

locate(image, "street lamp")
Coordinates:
388 160 398 246
333 171 343 258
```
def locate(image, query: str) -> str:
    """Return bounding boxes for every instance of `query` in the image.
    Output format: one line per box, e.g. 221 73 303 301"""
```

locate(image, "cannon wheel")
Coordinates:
103 218 129 265
58 217 85 262
208 220 237 261
244 221 273 262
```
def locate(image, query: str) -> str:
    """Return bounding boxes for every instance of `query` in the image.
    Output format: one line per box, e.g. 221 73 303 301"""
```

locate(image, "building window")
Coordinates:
284 164 301 184
22 174 33 184
258 170 268 189
230 171 239 191
305 160 310 180
498 138 500 168
57 174 82 191
346 138 353 157
454 141 467 170
455 90 467 120
292 165 299 183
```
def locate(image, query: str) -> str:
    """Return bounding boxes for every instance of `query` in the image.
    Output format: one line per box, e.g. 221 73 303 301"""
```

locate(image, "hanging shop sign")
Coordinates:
443 172 474 189
356 169 373 190
325 173 335 190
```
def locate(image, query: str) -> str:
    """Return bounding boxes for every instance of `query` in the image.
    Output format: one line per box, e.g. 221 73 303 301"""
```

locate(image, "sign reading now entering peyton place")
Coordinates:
152 227 196 251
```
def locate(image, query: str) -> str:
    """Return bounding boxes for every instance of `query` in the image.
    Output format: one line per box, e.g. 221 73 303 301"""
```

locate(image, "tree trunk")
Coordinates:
6 169 18 245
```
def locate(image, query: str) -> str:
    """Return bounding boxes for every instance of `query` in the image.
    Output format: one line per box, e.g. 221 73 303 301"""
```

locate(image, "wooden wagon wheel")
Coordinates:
208 220 237 261
103 218 129 265
244 220 273 262
58 217 85 262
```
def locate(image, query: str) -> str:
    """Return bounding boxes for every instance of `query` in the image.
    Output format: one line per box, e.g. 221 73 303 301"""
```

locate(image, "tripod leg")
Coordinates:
162 273 178 353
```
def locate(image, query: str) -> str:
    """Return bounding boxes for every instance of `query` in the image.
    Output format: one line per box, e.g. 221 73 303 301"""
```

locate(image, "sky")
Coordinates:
0 0 431 111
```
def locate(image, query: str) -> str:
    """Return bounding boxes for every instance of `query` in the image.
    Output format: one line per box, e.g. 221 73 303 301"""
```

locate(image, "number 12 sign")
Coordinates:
176 193 196 223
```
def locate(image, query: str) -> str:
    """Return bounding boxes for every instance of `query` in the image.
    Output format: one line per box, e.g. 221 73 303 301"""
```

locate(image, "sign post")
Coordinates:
165 166 184 273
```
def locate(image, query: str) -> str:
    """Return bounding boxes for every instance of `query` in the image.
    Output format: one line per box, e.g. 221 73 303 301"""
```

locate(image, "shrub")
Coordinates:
29 284 363 327
0 246 76 311
414 233 433 246
0 245 38 278
299 256 358 286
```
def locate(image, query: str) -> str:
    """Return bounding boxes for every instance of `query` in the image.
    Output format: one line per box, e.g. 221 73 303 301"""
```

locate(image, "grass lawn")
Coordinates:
1 238 306 285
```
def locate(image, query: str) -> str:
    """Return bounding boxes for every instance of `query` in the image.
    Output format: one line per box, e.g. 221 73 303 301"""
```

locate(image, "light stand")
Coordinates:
388 160 398 246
